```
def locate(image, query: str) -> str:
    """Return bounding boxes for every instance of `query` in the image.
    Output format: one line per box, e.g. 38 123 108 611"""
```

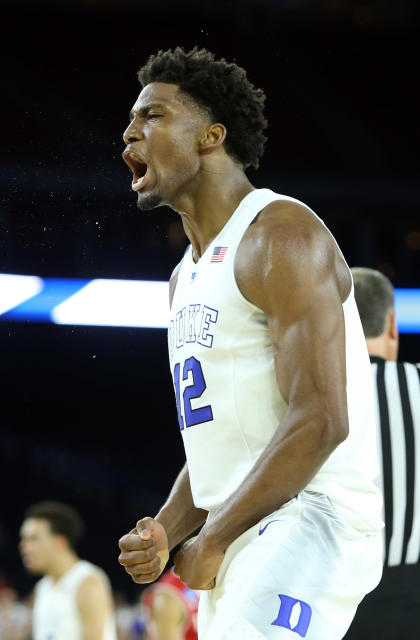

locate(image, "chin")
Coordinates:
25 564 43 575
136 191 163 211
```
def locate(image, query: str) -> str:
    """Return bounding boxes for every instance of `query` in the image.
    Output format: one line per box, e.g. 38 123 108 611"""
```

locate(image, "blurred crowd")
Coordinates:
0 579 147 640
0 582 31 640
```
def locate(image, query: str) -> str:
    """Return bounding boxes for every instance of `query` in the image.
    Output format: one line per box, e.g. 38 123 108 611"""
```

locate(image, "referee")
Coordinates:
344 268 420 640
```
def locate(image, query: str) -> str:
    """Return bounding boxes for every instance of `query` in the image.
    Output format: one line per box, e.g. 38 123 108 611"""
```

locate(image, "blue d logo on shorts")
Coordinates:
272 594 312 637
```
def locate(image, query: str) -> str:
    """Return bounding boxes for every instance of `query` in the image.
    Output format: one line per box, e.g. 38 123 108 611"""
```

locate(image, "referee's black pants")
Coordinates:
343 564 420 640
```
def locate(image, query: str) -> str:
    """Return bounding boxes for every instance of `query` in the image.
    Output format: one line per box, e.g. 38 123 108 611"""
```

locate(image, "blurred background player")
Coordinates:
19 500 118 640
114 590 146 640
344 268 420 639
140 568 198 640
0 584 31 640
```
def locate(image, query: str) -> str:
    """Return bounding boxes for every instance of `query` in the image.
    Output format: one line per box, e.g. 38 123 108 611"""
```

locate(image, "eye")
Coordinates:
147 113 163 120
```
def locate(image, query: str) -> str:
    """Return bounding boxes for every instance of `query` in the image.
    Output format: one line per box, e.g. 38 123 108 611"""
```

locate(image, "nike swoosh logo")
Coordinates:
258 519 281 535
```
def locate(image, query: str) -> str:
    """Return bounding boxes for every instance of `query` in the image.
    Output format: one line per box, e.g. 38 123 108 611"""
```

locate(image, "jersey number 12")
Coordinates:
173 357 213 429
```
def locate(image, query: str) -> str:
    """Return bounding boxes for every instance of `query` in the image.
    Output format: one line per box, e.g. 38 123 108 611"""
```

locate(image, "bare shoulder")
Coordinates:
235 199 351 311
77 571 112 609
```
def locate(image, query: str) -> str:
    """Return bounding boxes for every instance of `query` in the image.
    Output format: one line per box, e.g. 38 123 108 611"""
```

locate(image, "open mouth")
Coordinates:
123 150 149 191
22 555 33 567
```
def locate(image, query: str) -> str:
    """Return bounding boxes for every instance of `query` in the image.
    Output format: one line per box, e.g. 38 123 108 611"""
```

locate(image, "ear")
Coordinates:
389 309 398 340
55 534 69 551
199 123 227 153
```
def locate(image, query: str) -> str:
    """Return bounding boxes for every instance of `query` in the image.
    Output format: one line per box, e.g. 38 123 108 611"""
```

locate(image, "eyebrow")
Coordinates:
129 102 168 121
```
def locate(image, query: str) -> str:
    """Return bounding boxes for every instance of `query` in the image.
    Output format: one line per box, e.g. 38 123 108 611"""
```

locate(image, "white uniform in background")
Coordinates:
33 559 117 640
168 188 384 640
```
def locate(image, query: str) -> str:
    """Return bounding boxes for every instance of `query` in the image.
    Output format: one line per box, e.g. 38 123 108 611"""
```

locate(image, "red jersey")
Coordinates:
141 569 199 640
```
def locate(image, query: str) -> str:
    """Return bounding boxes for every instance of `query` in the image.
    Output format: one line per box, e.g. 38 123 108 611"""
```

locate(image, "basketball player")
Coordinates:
118 47 383 639
141 568 199 640
20 501 117 640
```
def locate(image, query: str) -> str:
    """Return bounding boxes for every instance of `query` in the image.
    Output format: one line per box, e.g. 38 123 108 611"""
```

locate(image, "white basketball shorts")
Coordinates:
198 491 383 640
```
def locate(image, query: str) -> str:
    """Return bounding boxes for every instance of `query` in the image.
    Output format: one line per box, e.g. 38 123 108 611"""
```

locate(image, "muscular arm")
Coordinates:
173 201 352 589
118 267 207 584
156 268 208 550
156 463 208 551
201 201 351 552
77 574 114 640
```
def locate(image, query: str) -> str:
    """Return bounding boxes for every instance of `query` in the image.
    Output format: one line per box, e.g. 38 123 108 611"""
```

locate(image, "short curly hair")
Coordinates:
137 47 267 170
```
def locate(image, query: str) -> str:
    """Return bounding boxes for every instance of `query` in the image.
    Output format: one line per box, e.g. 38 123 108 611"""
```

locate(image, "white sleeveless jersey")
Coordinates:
168 188 383 530
33 560 117 640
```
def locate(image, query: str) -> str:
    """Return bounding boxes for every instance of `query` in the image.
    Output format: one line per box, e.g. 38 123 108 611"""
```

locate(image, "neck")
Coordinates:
47 550 79 583
366 336 397 362
172 163 254 261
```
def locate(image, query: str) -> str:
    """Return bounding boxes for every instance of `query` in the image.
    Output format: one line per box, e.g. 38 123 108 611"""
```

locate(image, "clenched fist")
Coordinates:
118 517 169 584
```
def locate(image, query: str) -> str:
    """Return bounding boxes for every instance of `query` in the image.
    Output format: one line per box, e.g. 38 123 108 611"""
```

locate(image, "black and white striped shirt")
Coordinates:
370 356 420 566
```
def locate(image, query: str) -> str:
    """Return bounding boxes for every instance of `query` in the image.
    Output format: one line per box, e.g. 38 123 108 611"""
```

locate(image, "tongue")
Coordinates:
132 168 149 191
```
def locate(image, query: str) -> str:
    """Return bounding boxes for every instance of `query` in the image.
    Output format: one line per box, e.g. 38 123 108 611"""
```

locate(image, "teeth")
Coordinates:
132 175 145 190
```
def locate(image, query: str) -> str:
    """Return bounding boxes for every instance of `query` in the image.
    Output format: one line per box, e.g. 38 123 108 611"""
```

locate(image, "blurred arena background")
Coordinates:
0 0 419 623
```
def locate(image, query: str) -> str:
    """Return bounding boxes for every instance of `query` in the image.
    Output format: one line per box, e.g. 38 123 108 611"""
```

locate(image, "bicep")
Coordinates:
269 269 347 406
238 203 350 439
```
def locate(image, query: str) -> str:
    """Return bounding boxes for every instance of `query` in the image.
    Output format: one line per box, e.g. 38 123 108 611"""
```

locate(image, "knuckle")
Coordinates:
145 547 156 560
143 558 160 573
118 536 126 550
137 516 152 527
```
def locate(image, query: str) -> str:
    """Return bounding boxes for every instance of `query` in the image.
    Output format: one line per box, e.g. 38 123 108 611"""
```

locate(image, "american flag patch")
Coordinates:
210 246 228 263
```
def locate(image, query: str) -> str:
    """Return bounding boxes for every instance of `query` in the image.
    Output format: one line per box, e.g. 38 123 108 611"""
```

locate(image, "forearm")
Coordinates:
202 410 343 553
155 463 208 550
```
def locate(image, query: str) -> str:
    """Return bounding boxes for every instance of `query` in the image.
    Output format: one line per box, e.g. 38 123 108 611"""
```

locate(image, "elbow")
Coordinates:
325 412 349 449
310 403 348 452
300 411 348 457
319 392 350 449
333 424 349 447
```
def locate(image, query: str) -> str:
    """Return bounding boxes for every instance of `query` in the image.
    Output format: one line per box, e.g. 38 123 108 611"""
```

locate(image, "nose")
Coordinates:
123 119 143 145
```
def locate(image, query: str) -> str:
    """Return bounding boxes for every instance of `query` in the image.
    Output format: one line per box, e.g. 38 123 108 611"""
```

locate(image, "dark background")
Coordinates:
1 0 419 600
